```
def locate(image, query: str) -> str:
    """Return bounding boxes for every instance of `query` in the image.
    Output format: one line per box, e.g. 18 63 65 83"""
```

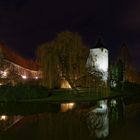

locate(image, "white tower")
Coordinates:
86 39 109 138
86 39 108 81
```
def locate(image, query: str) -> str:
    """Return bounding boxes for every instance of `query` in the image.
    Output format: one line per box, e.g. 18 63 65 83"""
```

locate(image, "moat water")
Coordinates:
0 98 140 140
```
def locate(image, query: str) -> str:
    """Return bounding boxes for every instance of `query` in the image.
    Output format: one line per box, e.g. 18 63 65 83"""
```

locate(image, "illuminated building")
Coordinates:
86 38 108 81
86 39 109 138
0 42 42 85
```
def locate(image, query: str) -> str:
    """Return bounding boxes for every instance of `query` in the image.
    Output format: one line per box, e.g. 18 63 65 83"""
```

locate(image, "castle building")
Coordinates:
0 42 41 85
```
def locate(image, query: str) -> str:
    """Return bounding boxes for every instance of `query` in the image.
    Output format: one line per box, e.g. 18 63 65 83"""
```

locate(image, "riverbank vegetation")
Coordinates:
0 85 49 102
0 82 139 103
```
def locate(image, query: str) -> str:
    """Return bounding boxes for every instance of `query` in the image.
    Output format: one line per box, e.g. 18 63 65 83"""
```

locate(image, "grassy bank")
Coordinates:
0 82 139 103
0 85 125 103
0 85 50 102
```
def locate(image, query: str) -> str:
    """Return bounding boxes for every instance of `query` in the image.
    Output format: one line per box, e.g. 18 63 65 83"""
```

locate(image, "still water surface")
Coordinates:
0 99 140 140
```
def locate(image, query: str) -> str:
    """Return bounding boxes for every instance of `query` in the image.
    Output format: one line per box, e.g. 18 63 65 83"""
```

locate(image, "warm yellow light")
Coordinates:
68 103 75 108
22 75 27 79
3 71 7 77
60 79 71 89
35 76 38 79
61 102 75 112
0 115 7 121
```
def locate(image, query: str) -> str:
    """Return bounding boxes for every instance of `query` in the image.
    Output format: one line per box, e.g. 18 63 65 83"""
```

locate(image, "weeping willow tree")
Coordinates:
37 42 60 88
37 31 89 89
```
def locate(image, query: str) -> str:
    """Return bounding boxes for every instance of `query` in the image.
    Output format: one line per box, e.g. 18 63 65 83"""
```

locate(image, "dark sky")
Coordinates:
0 0 140 69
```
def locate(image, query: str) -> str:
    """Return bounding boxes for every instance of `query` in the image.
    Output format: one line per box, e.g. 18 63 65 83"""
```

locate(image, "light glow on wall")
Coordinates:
86 48 108 81
0 70 8 78
22 75 27 79
60 79 71 89
3 71 7 77
35 76 38 79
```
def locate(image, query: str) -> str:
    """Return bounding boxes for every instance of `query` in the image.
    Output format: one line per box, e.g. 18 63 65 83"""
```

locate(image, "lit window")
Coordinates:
35 76 38 79
22 75 27 79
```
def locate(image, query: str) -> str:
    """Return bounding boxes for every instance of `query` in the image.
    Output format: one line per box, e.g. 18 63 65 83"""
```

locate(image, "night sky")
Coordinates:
0 0 140 69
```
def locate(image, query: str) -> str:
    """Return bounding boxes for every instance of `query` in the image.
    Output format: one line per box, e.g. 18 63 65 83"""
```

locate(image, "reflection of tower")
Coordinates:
86 100 109 138
86 38 110 137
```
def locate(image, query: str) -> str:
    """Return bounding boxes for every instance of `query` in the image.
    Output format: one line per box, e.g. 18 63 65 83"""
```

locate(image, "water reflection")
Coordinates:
109 98 125 126
86 100 109 138
0 115 7 121
0 98 126 140
0 102 60 115
61 102 76 112
0 115 23 131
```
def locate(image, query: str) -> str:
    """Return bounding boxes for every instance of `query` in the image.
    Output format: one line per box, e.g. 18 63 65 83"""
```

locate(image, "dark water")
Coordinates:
0 99 140 140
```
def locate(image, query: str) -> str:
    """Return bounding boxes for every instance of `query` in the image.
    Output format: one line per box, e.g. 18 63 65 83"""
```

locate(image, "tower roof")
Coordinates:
93 38 105 48
117 42 131 64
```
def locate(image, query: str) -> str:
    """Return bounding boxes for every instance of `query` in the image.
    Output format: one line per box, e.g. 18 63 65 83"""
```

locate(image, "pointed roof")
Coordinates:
0 42 39 71
93 38 105 48
117 43 132 68
118 42 131 63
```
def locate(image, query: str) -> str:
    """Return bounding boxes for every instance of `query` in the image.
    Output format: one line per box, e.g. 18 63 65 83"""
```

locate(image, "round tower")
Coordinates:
86 38 109 81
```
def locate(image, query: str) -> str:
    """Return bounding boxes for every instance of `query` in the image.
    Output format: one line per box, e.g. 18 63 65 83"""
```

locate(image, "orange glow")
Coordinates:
61 102 75 112
60 79 71 89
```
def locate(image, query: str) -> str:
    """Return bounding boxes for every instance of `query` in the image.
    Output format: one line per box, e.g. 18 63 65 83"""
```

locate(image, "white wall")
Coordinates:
86 48 108 81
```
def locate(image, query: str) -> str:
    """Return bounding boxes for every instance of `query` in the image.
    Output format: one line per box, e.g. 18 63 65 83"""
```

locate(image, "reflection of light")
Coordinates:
0 115 7 121
22 75 27 79
110 99 117 107
61 102 75 112
87 100 109 138
69 103 75 107
99 100 108 110
0 83 3 86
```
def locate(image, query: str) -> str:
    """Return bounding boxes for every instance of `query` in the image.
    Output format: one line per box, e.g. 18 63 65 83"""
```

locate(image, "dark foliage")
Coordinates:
0 85 49 101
